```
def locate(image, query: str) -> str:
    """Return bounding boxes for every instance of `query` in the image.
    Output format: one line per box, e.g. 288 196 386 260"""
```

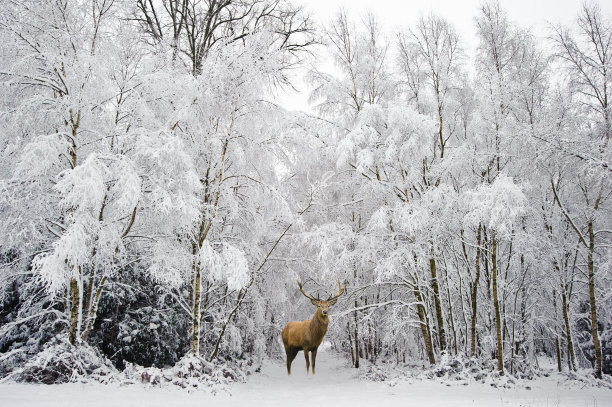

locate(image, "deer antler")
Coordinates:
297 280 319 303
326 279 347 303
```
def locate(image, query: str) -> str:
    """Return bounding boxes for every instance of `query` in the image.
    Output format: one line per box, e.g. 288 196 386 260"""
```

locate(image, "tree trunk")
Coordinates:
191 139 229 355
561 287 577 371
471 224 482 356
430 256 447 352
83 269 95 327
552 289 562 372
366 319 371 361
413 281 436 365
588 218 602 379
67 110 82 346
457 272 469 354
81 276 107 342
347 321 355 366
439 115 445 160
354 300 360 368
492 233 504 376
192 263 202 354
555 335 562 373
68 274 82 346
442 263 457 354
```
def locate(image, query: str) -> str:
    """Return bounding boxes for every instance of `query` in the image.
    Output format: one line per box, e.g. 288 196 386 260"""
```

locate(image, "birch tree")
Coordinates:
550 1 612 379
0 0 199 348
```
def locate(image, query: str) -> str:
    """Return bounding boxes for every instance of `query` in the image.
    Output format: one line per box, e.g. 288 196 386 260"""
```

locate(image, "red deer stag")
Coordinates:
282 280 346 375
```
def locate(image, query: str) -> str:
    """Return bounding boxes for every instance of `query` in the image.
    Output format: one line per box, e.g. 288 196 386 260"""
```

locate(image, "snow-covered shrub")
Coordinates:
575 300 612 376
2 337 117 384
422 353 531 388
557 369 612 389
89 271 188 370
113 306 184 369
359 362 397 382
122 353 254 392
0 275 65 378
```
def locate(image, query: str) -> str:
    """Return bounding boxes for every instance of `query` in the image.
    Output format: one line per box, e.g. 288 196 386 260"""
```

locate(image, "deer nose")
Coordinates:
322 310 328 315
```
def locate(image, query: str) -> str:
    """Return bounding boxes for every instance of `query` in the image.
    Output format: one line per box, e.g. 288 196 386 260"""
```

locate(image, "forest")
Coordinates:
0 0 611 390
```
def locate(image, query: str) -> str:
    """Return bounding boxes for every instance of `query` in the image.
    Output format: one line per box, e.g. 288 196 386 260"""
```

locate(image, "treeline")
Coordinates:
301 1 612 378
0 0 610 381
0 0 319 375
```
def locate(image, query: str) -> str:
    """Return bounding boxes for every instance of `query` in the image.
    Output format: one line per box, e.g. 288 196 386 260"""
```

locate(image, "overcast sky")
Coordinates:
278 0 611 111
293 0 611 46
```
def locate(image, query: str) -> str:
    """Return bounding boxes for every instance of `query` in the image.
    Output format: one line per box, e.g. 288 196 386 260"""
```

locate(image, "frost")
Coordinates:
56 156 107 217
221 245 250 291
32 223 93 293
336 135 355 169
3 337 117 384
135 132 200 225
201 242 249 291
368 207 390 231
148 239 192 286
463 174 527 239
1 0 611 393
15 134 70 180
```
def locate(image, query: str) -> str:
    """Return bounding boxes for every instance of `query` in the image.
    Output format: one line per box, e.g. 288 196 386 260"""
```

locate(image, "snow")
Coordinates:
1 345 610 407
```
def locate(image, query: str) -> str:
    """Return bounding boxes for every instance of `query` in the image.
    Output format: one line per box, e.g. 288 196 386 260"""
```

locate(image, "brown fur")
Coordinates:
281 301 333 375
282 281 346 375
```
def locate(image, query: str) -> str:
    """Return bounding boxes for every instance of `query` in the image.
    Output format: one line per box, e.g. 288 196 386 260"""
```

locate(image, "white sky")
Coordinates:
279 0 612 111
293 0 609 38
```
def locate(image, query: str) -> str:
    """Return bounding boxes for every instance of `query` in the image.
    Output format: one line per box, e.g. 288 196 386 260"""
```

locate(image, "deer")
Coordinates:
281 280 347 375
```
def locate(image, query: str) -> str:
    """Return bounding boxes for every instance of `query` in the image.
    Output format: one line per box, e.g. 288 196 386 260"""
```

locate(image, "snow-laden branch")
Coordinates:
550 178 589 248
334 299 421 318
0 347 27 362
0 309 67 334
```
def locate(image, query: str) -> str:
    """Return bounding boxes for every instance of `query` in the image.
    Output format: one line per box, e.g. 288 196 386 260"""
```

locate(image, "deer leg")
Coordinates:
311 348 318 375
286 347 298 375
304 349 310 374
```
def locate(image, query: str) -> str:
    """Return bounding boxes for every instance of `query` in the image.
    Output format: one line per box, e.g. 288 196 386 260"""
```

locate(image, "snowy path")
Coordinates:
1 345 611 407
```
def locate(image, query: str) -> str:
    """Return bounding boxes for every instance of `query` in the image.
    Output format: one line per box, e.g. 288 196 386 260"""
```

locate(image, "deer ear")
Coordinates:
328 298 338 306
311 298 319 306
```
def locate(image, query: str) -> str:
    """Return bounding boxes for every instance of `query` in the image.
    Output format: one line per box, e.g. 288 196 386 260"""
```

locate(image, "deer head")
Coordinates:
297 279 346 317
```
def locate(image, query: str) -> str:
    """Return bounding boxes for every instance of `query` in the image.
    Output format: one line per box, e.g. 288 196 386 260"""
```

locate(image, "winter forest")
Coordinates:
0 0 611 403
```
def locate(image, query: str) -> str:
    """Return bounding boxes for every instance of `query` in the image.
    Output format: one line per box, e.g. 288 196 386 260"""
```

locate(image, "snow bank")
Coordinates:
2 347 612 407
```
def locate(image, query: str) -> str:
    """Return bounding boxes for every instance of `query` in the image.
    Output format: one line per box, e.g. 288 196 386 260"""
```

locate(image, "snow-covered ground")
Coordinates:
1 345 610 407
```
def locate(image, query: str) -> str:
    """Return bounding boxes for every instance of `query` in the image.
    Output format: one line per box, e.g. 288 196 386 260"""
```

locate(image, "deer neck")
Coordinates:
310 309 329 337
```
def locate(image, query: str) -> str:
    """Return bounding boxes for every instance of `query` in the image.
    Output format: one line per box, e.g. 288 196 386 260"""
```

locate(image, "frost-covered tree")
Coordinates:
0 0 317 370
310 10 393 123
131 15 316 358
305 10 397 368
1 0 611 385
0 0 202 353
134 0 315 76
550 1 612 379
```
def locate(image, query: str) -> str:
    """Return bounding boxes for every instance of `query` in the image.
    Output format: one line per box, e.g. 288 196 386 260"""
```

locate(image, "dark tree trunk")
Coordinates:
492 234 504 376
471 224 482 356
588 218 602 379
430 256 447 351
